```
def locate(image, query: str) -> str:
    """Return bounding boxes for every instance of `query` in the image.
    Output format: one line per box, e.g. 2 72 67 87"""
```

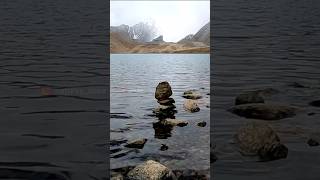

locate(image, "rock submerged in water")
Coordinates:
211 151 218 163
184 99 200 112
182 90 202 100
230 103 297 120
153 121 173 139
155 81 172 101
125 138 147 149
173 169 208 180
161 118 188 127
307 138 319 146
235 88 279 105
127 160 175 180
197 121 207 127
234 121 288 161
235 91 264 105
309 100 320 107
153 104 177 119
160 144 169 151
307 139 319 146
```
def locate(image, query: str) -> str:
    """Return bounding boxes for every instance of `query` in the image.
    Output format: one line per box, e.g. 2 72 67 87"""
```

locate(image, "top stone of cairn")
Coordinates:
155 81 172 101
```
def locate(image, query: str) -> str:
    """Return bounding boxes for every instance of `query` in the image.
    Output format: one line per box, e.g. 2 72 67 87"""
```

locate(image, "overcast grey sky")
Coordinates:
110 1 210 42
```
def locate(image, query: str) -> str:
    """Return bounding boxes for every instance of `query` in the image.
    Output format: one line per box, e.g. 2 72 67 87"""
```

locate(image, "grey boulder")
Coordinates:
127 160 175 180
234 121 288 161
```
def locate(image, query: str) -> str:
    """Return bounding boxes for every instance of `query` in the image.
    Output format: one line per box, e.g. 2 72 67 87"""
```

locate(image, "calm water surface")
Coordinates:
110 54 210 174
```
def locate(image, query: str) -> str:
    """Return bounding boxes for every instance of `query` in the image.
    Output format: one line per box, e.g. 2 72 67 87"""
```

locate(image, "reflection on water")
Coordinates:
110 54 210 174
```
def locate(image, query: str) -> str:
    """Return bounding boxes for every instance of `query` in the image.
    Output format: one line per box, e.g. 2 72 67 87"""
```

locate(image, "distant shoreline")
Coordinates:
110 40 210 54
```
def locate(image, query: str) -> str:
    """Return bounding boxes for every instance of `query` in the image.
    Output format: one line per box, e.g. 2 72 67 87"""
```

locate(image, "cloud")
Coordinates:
110 1 210 42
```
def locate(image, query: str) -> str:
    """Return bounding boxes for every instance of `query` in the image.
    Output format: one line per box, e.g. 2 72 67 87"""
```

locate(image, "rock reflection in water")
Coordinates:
153 121 174 139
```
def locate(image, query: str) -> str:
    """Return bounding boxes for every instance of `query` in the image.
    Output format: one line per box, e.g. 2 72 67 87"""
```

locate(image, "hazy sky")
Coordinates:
110 1 210 42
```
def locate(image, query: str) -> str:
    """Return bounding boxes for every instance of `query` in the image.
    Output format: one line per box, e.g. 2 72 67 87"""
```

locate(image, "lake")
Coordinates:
0 1 107 179
213 0 320 179
110 54 210 176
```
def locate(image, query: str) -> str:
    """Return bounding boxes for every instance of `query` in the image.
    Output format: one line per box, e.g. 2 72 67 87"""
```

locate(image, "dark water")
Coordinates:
213 0 320 179
0 1 107 180
110 54 210 175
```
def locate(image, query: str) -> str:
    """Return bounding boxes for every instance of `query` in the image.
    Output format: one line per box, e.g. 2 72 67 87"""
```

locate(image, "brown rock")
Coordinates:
125 138 147 149
155 81 172 101
235 121 288 161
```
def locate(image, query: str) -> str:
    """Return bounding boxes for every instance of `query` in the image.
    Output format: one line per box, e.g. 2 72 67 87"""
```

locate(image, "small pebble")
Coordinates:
197 121 207 127
160 144 169 151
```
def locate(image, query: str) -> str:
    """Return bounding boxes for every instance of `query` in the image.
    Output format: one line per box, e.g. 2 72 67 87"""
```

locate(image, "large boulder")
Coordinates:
234 121 288 161
184 99 200 112
155 82 173 101
127 160 175 180
230 103 297 120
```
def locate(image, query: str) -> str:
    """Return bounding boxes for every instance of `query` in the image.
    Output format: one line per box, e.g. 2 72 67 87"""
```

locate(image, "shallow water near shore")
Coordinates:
213 0 320 179
110 54 210 175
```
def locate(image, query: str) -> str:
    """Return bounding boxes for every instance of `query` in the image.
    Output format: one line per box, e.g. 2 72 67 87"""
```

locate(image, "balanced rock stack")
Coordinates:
153 81 177 119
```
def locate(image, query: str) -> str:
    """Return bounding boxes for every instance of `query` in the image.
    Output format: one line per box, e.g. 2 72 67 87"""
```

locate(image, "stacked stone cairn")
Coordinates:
153 81 177 119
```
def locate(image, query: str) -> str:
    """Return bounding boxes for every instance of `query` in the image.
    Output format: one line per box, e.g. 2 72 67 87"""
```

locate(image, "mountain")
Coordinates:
110 22 210 53
110 24 131 41
110 22 157 43
151 35 164 43
178 22 210 45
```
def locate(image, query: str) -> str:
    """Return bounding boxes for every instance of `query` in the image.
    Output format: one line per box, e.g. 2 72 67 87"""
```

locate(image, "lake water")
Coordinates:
110 54 210 176
0 1 107 180
213 0 320 179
